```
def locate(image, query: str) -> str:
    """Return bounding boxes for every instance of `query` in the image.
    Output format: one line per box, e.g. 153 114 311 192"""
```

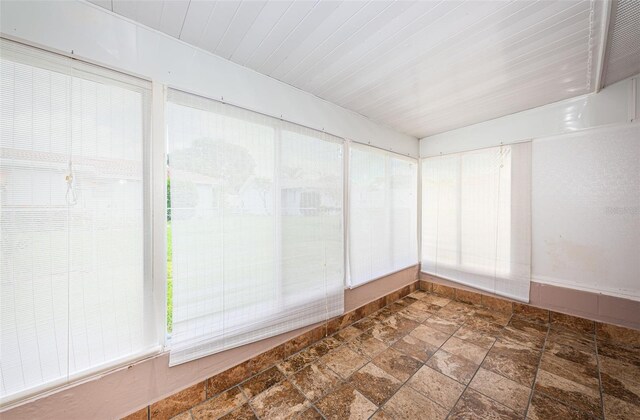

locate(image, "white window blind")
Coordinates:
0 41 156 404
421 143 532 301
348 144 418 288
167 90 344 366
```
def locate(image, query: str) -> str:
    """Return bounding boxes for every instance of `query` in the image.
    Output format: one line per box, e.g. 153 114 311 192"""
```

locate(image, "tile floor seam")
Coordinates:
523 320 551 418
237 381 263 420
443 311 513 419
297 359 347 402
371 300 466 418
368 325 450 418
594 329 606 420
285 372 330 420
351 298 456 418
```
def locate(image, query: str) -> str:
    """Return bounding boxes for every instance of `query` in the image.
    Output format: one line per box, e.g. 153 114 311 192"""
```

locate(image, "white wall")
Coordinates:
420 75 640 300
0 0 418 157
532 123 639 300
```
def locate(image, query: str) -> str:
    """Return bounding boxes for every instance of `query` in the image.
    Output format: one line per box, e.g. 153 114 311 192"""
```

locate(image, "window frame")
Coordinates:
0 39 163 407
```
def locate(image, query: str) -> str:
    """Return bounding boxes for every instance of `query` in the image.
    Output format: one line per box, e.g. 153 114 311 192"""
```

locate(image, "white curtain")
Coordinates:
348 144 418 288
421 143 532 301
167 90 344 366
0 40 156 403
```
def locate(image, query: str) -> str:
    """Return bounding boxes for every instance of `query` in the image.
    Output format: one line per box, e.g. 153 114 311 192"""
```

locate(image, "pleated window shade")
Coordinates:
421 143 532 302
0 40 156 404
166 90 344 366
348 144 418 288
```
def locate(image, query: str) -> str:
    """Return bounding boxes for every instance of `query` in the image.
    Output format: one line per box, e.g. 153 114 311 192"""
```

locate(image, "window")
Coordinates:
166 90 344 365
0 41 157 403
421 143 532 301
348 144 418 288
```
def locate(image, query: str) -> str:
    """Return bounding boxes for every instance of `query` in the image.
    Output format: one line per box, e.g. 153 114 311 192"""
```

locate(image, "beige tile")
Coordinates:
249 380 308 419
406 366 465 409
349 362 401 406
534 369 602 417
191 387 246 420
410 324 451 347
383 386 448 420
471 307 511 326
321 345 368 379
450 389 520 419
369 323 403 345
169 412 192 420
397 305 430 323
603 393 640 419
219 403 257 420
391 334 437 362
441 336 488 365
539 352 599 390
527 391 592 420
425 349 478 385
296 406 323 420
453 326 496 350
463 316 505 336
333 326 362 343
348 331 389 359
381 314 420 335
423 315 461 335
469 368 531 415
290 362 342 401
369 409 394 419
499 319 547 350
372 348 421 382
481 340 540 387
411 300 443 314
419 293 451 307
315 384 377 420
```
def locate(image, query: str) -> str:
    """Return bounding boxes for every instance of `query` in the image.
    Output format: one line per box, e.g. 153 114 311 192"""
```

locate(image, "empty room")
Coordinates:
1 0 639 419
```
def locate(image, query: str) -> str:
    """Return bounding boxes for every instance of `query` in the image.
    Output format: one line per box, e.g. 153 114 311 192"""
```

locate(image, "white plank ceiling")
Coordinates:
87 0 637 138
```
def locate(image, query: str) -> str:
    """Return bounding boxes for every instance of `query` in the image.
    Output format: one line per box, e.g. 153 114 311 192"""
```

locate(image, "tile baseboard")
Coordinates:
419 272 640 345
121 279 421 420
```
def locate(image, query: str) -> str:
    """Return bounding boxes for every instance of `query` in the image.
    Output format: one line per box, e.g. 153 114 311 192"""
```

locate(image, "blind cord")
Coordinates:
65 160 78 206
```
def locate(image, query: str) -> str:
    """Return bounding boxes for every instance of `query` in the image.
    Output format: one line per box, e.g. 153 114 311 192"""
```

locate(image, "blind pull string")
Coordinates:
65 160 78 206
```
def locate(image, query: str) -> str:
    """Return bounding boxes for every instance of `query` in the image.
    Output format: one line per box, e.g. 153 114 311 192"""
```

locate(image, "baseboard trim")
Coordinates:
419 272 640 332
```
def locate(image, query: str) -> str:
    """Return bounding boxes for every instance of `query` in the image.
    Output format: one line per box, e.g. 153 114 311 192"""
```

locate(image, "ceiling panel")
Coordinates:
603 0 640 87
87 0 616 138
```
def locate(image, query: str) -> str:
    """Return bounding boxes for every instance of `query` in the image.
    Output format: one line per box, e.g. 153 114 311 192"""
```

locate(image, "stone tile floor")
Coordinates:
177 290 640 419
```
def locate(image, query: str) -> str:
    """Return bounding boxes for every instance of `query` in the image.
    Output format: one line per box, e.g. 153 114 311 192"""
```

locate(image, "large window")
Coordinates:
166 90 344 365
348 144 418 288
0 41 157 403
421 143 532 301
